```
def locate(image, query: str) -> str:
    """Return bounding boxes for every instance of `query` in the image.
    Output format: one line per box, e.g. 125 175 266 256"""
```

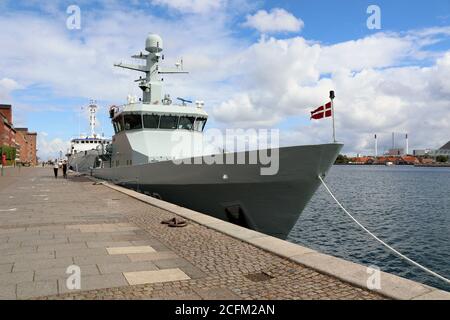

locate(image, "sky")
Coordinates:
0 0 450 159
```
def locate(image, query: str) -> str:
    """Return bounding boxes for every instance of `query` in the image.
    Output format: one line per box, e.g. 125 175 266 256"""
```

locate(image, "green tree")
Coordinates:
436 155 448 163
0 145 16 160
335 154 349 164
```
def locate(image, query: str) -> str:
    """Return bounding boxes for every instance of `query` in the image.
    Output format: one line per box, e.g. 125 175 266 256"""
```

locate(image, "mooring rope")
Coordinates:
318 175 450 285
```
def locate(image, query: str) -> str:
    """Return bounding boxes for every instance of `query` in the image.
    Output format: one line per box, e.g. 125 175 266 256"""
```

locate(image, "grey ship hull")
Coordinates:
93 143 342 239
68 150 101 173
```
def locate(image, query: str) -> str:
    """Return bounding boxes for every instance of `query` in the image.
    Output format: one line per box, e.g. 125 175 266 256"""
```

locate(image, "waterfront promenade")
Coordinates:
0 167 446 300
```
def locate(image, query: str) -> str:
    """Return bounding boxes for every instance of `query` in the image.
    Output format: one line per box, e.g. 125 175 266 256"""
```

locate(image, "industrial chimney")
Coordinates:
374 134 378 157
405 133 409 155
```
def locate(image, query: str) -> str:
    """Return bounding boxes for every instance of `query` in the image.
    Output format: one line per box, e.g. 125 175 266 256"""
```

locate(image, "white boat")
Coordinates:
67 102 111 172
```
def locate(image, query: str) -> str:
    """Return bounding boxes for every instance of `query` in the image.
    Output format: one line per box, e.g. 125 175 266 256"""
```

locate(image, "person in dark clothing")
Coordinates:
62 160 68 179
53 160 59 179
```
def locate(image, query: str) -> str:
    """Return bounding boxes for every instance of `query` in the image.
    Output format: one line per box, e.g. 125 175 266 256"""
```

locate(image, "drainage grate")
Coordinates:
244 272 274 282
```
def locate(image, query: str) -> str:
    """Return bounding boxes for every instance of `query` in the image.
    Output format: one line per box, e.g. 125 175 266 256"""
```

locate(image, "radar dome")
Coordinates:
145 34 163 53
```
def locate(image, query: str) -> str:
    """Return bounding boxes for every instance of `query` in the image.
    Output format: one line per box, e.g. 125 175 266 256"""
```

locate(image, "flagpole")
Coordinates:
330 90 336 142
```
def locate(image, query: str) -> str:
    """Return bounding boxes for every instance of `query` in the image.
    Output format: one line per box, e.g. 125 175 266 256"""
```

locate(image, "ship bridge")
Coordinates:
108 102 209 167
110 102 208 134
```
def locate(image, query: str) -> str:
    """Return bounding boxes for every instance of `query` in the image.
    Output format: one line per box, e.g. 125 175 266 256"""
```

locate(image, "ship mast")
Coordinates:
114 34 188 104
88 100 98 138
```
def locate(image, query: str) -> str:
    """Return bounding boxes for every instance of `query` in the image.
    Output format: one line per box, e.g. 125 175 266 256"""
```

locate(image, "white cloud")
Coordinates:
0 78 21 101
151 0 225 13
210 31 450 154
2 3 450 156
243 8 304 33
37 133 70 161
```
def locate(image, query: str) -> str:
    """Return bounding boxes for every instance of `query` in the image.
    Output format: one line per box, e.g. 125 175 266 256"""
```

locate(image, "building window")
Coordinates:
159 116 178 129
143 114 160 129
178 116 195 130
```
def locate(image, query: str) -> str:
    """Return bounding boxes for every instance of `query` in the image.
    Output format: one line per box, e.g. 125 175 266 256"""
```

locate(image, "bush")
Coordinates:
436 155 449 163
0 145 16 161
335 154 349 164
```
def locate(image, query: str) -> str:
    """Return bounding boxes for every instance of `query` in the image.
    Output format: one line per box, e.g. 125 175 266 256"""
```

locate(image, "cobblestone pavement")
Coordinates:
0 167 385 300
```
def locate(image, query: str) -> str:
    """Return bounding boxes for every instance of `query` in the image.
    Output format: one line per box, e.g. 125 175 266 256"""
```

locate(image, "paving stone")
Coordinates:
178 265 207 280
0 270 34 285
86 241 134 248
68 234 115 242
58 273 129 294
13 257 74 272
0 246 38 256
55 248 107 258
111 235 149 241
153 258 195 270
37 243 88 252
34 265 100 281
74 254 131 266
0 243 20 250
17 280 58 299
127 251 179 262
106 246 156 255
130 240 171 251
0 263 13 274
124 268 191 285
194 287 241 300
0 228 26 234
98 261 158 274
21 238 69 247
0 285 16 299
0 251 55 264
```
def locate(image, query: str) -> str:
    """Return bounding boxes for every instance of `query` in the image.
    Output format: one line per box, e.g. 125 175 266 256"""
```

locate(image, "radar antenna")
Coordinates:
114 34 188 104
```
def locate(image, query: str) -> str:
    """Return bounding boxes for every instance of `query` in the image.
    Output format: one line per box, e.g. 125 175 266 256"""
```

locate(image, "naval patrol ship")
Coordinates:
91 34 343 239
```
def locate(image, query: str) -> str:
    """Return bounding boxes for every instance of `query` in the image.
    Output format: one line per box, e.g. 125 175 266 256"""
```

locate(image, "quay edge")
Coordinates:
95 177 450 300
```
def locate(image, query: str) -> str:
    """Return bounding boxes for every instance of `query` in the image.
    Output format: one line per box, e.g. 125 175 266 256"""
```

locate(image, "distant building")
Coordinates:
413 149 432 156
413 141 450 158
0 104 37 166
15 128 38 165
349 156 374 164
386 148 405 156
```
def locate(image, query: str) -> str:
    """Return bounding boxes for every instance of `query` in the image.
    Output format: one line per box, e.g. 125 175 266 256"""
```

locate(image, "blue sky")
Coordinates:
1 0 449 159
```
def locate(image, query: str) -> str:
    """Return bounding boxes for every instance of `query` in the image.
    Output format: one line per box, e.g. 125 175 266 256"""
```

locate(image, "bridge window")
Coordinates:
124 114 143 130
159 116 178 129
194 118 207 132
143 114 160 129
113 115 124 133
178 116 195 130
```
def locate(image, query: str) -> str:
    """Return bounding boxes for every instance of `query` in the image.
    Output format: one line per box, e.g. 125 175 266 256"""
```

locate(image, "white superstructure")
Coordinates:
107 33 209 167
68 101 111 155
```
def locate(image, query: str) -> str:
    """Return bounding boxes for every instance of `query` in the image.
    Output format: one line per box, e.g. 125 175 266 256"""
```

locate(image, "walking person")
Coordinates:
53 160 59 179
62 160 68 179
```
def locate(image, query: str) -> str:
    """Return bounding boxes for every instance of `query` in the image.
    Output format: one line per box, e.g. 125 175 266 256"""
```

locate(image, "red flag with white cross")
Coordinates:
310 102 332 120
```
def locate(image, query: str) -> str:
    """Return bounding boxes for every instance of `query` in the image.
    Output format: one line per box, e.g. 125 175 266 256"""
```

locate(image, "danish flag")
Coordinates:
310 102 332 120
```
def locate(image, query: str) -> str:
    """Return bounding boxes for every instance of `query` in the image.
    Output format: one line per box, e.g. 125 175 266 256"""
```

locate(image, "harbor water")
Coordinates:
288 165 450 292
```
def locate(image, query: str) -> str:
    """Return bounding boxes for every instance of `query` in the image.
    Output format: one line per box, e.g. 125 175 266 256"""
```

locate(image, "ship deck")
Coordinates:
0 167 448 300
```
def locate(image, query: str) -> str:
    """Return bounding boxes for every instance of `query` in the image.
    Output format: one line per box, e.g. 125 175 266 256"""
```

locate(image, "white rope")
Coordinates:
318 175 450 285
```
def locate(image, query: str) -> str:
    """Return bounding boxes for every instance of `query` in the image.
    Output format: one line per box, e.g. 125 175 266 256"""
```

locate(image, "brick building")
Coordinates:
0 104 37 166
0 104 16 147
15 128 38 165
